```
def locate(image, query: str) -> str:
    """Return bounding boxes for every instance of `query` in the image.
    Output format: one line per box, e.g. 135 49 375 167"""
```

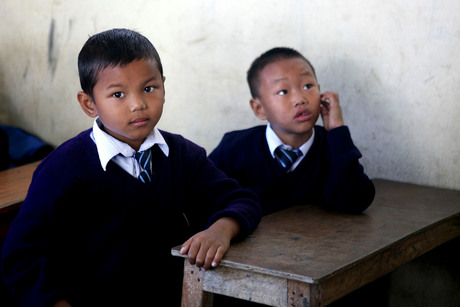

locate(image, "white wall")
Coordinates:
1 0 459 190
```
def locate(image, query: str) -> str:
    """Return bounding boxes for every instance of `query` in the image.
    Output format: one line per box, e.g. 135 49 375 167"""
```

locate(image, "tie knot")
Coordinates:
274 146 302 171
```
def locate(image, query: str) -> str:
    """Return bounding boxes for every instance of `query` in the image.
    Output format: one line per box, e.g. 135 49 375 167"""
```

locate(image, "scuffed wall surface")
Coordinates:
0 0 459 189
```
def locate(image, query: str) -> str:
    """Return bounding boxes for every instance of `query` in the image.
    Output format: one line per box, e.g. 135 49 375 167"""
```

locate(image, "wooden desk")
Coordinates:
172 179 460 307
0 161 39 214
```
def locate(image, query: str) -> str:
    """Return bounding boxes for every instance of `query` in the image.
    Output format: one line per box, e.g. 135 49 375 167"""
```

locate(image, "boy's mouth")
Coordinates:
294 110 312 121
130 117 149 127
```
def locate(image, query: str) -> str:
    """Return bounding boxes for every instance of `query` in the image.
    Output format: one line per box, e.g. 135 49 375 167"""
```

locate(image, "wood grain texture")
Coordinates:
172 179 460 306
203 265 287 306
182 261 213 307
0 161 39 213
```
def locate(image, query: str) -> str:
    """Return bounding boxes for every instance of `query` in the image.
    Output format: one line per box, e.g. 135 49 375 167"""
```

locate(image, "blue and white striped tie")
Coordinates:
134 149 152 183
274 146 302 171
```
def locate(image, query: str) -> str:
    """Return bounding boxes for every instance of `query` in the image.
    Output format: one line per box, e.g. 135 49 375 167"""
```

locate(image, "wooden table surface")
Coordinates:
172 179 460 306
0 161 39 214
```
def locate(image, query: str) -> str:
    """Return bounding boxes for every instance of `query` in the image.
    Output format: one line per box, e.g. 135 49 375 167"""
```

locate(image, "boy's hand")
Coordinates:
320 91 344 131
180 217 240 270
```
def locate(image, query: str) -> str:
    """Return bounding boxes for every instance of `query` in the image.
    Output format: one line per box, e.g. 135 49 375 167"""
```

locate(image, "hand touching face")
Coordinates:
320 91 344 131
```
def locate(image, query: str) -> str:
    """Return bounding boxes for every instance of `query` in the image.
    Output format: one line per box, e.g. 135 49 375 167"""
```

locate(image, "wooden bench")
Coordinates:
172 179 460 306
0 161 39 236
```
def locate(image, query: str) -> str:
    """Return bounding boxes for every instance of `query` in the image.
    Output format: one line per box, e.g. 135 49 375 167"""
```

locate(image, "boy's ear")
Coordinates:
77 91 98 118
250 98 267 121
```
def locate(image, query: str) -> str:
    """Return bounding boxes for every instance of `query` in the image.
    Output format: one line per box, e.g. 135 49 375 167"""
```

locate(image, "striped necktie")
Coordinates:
134 149 152 183
274 146 303 171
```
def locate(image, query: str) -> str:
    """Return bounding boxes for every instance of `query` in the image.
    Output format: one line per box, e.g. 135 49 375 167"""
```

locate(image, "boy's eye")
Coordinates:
144 86 155 93
303 84 313 90
277 90 288 96
112 92 124 98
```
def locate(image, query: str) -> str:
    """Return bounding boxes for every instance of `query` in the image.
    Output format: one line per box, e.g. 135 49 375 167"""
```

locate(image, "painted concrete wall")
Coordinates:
1 0 459 190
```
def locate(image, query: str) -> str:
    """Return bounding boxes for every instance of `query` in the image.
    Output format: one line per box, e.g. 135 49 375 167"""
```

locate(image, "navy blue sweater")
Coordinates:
1 129 261 307
209 125 375 215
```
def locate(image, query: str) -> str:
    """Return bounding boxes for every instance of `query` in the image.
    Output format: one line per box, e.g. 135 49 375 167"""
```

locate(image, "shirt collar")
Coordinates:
265 123 315 158
91 118 169 171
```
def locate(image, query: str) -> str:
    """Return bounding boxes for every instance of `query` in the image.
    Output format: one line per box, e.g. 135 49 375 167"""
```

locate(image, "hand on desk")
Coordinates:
180 217 240 270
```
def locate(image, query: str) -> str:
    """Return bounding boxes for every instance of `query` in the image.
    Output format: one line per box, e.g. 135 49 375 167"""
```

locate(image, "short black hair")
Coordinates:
247 47 316 99
78 28 163 99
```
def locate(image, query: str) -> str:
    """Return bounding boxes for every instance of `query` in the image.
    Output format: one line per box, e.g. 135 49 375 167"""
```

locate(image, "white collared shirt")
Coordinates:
90 118 169 178
265 123 315 172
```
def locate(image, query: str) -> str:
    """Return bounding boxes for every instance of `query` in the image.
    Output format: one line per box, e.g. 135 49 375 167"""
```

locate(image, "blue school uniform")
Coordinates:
209 125 375 215
2 128 261 307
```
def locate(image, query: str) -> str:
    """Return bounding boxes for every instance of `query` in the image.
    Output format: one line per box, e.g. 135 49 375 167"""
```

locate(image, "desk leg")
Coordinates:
181 260 213 307
287 279 320 307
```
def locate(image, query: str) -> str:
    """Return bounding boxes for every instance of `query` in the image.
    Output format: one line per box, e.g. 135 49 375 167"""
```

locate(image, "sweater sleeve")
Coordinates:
1 161 68 307
1 131 94 307
323 126 375 214
180 136 262 239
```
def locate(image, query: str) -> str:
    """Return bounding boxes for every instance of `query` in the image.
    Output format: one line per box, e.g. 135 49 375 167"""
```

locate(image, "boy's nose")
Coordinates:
295 100 306 107
130 95 147 111
293 90 307 106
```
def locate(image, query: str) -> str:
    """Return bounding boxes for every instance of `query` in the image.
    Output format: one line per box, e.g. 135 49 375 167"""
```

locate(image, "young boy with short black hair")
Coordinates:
210 47 375 216
1 29 261 307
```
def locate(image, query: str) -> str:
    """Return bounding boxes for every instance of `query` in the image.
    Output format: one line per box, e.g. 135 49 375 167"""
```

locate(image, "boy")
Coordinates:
209 47 375 216
1 29 261 307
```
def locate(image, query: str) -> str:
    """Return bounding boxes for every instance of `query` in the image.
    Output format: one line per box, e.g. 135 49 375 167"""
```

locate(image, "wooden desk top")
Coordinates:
172 179 460 305
0 161 39 214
